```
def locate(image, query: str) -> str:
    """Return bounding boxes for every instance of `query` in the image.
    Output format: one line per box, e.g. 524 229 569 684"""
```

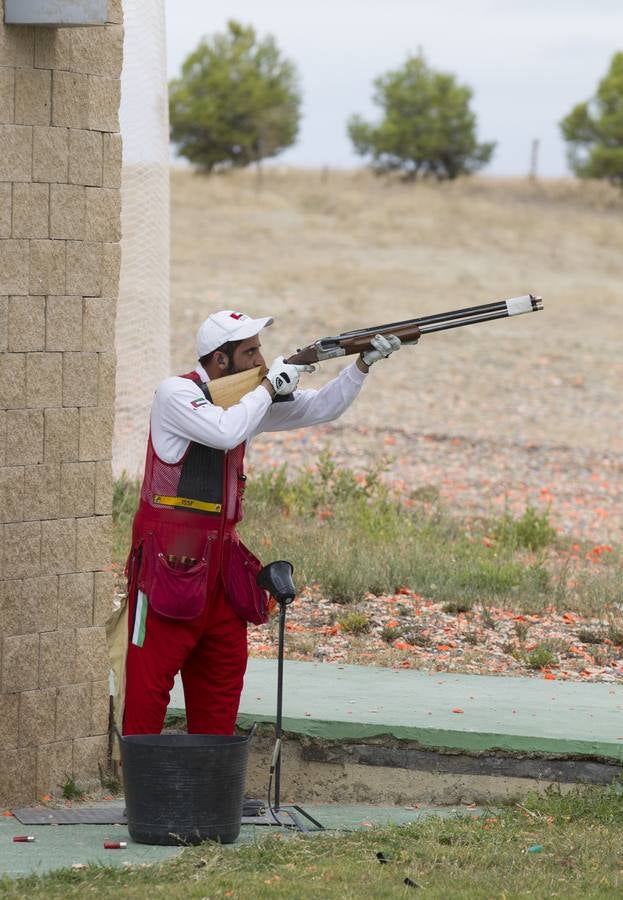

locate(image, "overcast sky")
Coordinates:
164 0 623 178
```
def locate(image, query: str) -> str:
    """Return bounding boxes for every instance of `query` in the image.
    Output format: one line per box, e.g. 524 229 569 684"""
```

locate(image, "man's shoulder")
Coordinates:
155 374 206 403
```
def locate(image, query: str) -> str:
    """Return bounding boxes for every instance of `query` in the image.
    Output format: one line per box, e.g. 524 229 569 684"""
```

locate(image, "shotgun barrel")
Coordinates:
338 294 542 339
207 293 544 408
287 294 543 364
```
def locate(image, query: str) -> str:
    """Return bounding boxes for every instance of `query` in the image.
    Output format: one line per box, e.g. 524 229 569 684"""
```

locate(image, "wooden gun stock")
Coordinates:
207 365 267 410
206 293 543 409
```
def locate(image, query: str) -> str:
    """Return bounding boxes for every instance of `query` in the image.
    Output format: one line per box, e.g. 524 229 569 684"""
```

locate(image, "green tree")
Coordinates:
169 21 301 173
560 53 623 185
348 53 494 181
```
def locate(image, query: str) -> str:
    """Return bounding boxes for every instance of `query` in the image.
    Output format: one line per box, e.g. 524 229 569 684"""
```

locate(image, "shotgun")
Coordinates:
208 293 543 409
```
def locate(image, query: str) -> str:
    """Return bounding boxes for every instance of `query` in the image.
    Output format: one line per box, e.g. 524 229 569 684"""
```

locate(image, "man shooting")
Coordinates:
122 310 402 736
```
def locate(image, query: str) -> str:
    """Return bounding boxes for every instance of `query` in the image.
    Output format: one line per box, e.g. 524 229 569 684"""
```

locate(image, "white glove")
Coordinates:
360 333 402 367
266 357 315 396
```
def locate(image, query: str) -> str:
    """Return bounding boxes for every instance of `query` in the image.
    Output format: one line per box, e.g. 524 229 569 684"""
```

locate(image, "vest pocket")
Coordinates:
226 539 270 625
139 530 214 620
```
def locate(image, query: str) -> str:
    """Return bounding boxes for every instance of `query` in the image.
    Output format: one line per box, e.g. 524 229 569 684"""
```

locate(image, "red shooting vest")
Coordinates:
127 371 269 624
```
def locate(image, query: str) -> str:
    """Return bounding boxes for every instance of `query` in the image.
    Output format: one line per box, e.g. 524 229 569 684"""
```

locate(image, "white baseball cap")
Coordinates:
196 310 274 358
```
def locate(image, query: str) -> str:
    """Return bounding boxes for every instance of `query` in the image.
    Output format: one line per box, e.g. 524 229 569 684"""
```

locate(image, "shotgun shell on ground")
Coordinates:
104 840 127 849
13 835 35 842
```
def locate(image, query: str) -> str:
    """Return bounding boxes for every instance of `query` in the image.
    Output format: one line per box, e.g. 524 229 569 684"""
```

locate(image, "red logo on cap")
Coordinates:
230 312 244 320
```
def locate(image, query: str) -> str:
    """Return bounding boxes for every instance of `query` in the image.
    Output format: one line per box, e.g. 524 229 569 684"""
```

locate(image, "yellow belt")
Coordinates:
153 494 222 513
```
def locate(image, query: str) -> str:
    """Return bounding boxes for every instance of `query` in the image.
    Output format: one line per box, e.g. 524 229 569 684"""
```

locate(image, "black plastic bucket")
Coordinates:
118 727 255 845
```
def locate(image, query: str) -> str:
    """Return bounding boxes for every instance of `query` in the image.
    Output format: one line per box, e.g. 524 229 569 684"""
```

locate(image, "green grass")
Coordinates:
239 453 550 608
112 453 623 617
4 784 623 897
112 473 140 572
61 775 85 802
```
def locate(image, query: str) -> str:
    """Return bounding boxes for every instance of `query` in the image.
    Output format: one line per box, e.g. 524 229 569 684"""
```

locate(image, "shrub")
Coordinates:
338 612 370 634
491 505 557 552
522 642 560 670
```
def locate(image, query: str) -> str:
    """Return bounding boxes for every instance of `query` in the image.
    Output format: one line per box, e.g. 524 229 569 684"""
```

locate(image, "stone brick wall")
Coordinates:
0 0 123 805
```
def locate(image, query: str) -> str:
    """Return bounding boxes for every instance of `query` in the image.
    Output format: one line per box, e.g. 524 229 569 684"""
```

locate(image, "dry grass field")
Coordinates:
169 168 623 542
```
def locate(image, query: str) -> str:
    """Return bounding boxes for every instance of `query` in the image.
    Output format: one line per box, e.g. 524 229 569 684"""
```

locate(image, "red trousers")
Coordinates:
123 578 248 736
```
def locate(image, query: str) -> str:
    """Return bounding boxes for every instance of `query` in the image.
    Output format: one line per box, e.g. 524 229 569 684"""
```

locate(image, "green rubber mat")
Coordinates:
168 659 623 760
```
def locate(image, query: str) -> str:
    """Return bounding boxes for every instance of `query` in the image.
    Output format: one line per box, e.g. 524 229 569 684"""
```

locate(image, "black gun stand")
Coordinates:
250 562 324 832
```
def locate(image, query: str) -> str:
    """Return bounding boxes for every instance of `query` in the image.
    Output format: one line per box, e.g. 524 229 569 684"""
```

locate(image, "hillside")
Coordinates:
169 169 623 542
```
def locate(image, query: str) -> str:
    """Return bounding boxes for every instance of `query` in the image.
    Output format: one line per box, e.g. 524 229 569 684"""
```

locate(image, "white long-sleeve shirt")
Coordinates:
151 362 367 463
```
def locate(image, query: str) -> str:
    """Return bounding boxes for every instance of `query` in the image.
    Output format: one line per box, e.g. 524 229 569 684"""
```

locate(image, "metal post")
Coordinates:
529 139 540 181
274 601 287 810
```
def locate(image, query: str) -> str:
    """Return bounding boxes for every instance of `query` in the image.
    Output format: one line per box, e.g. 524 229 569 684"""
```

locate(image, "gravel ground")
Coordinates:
246 422 623 685
169 171 623 548
248 589 623 685
167 171 623 684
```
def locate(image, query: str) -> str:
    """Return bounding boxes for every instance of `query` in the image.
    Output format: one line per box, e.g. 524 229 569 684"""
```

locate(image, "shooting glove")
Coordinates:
266 356 315 396
360 333 402 367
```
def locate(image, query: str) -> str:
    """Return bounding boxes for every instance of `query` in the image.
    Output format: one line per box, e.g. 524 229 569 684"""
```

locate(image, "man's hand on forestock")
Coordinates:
264 356 316 397
357 333 403 373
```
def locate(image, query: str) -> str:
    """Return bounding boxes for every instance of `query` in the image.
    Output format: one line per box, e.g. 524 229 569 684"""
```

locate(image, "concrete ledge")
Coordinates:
240 731 620 806
168 659 623 764
166 660 623 802
301 738 623 785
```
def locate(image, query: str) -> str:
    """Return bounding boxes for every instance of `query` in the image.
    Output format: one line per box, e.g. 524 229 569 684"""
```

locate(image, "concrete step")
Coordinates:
168 659 623 803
